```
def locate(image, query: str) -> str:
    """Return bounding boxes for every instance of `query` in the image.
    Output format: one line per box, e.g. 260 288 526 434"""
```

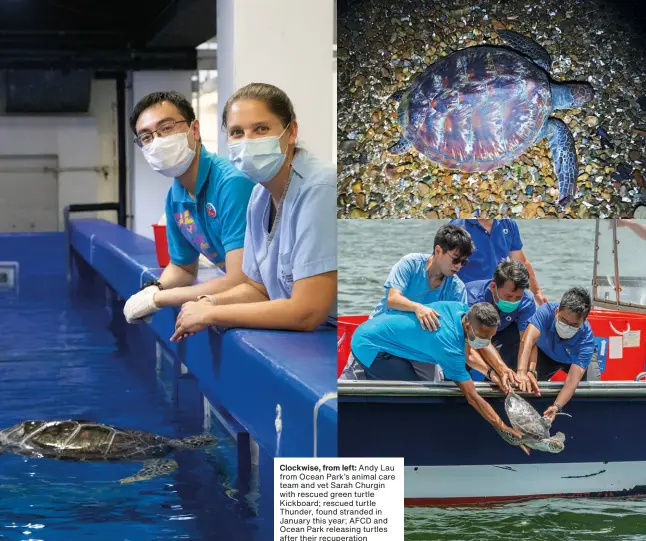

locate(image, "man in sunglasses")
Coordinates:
339 223 473 381
450 218 547 306
466 259 537 372
122 91 255 324
516 286 600 421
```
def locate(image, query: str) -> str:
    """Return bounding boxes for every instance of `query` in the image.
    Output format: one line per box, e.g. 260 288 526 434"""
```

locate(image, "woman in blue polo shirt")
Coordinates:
170 83 336 338
516 286 600 421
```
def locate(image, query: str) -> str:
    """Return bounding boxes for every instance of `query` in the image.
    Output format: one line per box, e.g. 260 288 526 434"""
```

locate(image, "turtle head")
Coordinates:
551 82 595 110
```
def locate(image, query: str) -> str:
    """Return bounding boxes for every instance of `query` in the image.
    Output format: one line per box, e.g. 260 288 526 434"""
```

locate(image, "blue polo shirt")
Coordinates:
241 150 337 320
352 301 471 382
528 302 595 369
165 145 255 268
466 279 537 333
371 253 467 317
450 219 523 283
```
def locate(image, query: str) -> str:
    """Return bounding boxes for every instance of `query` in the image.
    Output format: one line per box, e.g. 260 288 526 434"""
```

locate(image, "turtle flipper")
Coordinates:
546 117 577 207
495 427 522 447
389 137 412 155
119 458 178 484
553 431 566 443
168 433 216 449
497 30 552 72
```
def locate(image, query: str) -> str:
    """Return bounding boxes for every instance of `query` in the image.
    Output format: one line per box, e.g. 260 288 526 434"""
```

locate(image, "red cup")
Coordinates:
152 224 170 267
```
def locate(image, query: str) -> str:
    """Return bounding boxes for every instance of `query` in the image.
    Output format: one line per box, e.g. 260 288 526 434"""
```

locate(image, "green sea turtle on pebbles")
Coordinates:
389 30 595 207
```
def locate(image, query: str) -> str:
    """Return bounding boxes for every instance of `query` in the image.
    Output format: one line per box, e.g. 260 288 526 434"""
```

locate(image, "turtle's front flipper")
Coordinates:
546 117 577 207
497 30 552 72
120 458 178 484
169 434 216 449
495 427 522 447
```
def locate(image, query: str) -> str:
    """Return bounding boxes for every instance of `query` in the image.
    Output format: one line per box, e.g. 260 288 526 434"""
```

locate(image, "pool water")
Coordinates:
0 276 265 541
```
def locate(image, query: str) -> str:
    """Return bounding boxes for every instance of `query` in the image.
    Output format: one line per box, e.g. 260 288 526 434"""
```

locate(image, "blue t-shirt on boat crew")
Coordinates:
371 253 467 318
528 302 595 368
450 219 523 284
466 279 536 333
351 301 471 382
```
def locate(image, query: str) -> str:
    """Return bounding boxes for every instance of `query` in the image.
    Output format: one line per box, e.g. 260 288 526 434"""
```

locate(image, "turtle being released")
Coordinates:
496 393 570 453
390 30 595 207
0 419 216 484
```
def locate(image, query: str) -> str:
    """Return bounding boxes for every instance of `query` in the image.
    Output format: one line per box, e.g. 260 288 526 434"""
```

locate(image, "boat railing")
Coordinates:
338 380 646 397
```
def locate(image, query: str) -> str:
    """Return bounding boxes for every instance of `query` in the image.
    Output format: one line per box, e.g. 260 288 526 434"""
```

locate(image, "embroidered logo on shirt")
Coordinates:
206 202 216 218
506 316 512 322
503 228 509 234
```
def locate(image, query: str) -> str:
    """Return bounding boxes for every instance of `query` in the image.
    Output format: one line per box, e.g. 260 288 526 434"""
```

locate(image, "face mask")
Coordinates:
228 124 290 184
466 325 491 349
555 319 579 339
141 124 196 178
494 286 521 313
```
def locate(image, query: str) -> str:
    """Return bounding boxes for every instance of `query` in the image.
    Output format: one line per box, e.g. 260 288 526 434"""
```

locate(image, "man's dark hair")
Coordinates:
467 302 500 329
129 91 196 134
559 287 592 318
492 260 530 290
433 224 474 257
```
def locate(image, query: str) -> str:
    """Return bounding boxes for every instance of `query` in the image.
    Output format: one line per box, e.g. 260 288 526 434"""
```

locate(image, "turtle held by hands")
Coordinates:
390 30 595 207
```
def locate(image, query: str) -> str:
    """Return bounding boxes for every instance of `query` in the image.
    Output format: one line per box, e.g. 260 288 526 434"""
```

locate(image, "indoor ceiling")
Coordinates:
0 0 218 69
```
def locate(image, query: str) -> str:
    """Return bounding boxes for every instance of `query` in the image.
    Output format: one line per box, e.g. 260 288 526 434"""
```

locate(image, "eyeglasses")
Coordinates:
135 119 189 147
556 316 582 330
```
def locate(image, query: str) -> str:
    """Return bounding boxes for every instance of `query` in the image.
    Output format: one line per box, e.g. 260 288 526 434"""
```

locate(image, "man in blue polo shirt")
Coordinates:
516 286 600 421
466 259 537 371
339 223 472 381
450 218 547 305
122 91 255 323
351 301 526 450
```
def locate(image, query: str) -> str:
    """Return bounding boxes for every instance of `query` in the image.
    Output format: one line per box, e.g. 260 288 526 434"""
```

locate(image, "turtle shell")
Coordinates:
504 393 550 441
4 420 171 461
397 46 551 172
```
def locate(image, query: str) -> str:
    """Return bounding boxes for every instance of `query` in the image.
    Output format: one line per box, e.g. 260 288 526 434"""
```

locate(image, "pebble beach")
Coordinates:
337 0 646 219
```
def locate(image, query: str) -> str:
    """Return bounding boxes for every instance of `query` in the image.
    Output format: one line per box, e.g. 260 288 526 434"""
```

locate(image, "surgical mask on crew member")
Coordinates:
467 325 491 349
228 123 291 183
141 123 196 178
555 318 579 339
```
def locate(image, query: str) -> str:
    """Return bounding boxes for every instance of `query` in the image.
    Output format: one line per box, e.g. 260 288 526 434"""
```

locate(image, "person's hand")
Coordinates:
516 371 541 395
534 290 548 306
170 301 212 342
123 285 161 323
501 368 520 393
490 369 514 394
413 304 441 331
498 423 530 455
543 405 559 423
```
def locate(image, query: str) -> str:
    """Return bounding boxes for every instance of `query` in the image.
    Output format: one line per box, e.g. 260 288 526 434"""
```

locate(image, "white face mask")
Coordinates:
141 124 196 178
228 124 290 184
555 319 579 339
466 325 491 349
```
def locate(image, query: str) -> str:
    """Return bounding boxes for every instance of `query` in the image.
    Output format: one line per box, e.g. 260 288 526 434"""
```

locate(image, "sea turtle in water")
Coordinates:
389 30 595 207
0 419 216 484
496 393 570 453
